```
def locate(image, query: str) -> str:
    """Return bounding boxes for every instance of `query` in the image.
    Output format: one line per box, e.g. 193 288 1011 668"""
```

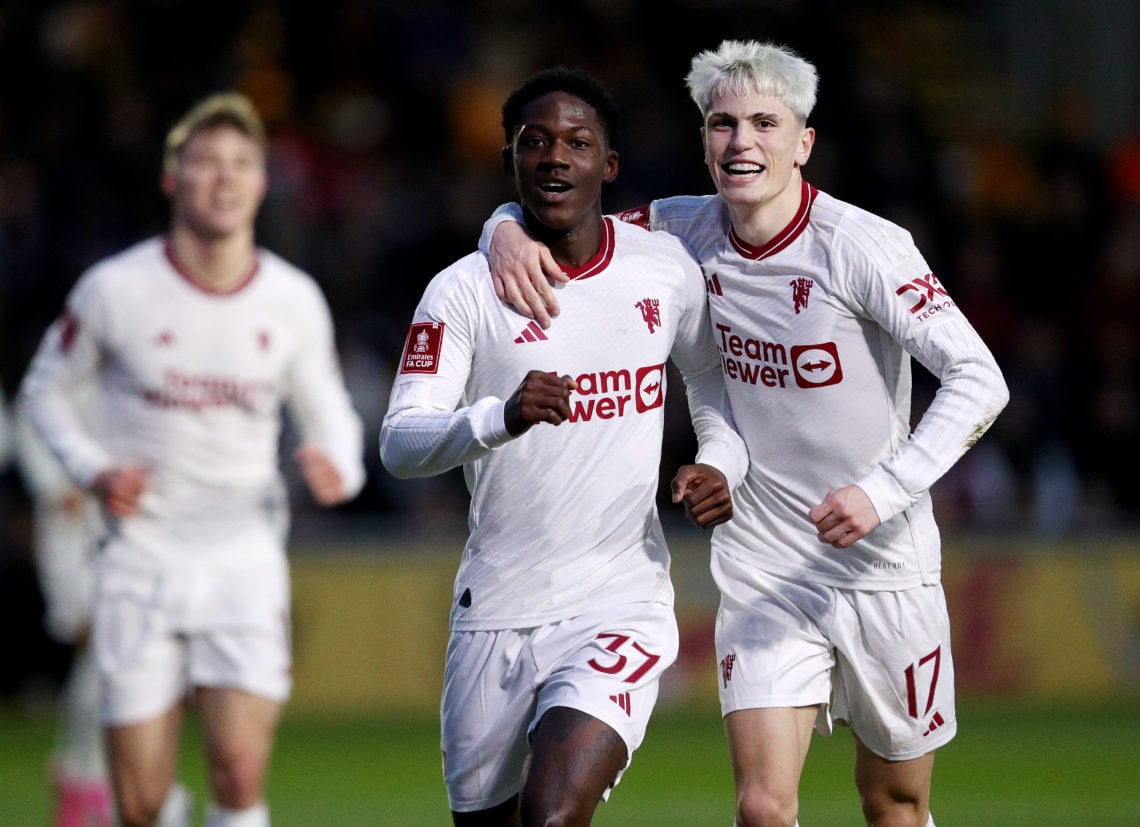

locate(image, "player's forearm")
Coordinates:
857 348 1009 522
290 393 367 499
478 202 526 256
680 365 748 492
379 396 512 478
18 368 110 491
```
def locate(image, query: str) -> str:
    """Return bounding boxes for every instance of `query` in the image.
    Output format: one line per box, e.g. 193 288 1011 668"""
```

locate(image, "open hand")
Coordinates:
489 221 567 329
296 444 347 506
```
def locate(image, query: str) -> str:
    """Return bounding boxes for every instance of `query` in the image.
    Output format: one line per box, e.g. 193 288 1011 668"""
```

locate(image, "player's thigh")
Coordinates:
523 706 627 821
853 735 935 818
105 706 183 807
832 584 957 761
724 705 817 797
196 686 283 772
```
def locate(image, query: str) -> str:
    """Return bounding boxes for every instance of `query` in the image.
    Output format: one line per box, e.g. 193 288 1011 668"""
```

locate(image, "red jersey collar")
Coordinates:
164 239 261 295
560 217 615 281
728 179 818 261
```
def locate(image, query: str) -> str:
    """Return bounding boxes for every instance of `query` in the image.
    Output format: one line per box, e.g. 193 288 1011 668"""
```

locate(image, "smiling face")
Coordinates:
701 87 814 218
505 90 618 244
162 124 267 242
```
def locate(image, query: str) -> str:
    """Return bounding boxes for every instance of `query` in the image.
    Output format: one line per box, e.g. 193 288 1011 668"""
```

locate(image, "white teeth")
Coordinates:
725 163 762 174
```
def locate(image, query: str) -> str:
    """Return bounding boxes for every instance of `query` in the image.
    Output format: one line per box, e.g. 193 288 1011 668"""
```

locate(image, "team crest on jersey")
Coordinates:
790 277 813 314
400 322 444 374
636 298 661 333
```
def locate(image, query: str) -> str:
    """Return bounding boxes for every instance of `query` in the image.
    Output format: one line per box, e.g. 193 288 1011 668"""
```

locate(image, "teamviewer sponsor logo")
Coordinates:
716 322 843 389
562 363 666 422
790 342 842 388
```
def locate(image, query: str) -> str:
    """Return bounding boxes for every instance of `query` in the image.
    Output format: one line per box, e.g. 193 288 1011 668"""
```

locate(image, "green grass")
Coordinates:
2 699 1137 825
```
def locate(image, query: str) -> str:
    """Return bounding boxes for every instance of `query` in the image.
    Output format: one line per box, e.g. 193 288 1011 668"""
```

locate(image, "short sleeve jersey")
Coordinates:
382 218 741 630
640 184 1007 590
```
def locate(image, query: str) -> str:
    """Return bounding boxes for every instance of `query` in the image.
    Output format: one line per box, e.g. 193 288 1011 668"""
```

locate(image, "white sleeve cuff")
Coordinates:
478 203 526 255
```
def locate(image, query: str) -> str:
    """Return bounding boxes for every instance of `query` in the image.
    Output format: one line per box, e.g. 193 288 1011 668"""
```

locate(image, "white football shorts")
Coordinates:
92 545 292 726
713 559 956 761
441 600 678 813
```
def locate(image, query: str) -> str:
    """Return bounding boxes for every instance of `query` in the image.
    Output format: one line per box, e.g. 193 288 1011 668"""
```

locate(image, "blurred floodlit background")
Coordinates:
1 0 1138 709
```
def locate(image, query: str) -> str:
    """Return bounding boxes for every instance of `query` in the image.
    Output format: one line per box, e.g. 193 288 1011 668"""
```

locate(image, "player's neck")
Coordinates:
726 172 805 248
531 213 604 270
166 225 257 291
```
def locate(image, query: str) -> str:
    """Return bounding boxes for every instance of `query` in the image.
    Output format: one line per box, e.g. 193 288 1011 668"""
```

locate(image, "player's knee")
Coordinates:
736 788 798 827
114 788 167 827
210 750 267 809
859 788 927 827
520 796 595 827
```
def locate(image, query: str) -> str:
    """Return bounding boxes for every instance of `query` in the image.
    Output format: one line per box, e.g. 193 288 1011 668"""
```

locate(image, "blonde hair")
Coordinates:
163 92 267 173
686 40 818 124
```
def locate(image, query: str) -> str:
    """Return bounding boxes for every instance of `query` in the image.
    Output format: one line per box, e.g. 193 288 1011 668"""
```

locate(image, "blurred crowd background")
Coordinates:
1 0 1139 548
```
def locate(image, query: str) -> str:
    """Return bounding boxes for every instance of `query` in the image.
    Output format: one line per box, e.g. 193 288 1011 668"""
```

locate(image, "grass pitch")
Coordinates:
1 698 1137 825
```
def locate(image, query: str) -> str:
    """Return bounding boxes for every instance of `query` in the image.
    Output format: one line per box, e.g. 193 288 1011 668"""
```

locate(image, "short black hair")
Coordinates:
501 67 620 149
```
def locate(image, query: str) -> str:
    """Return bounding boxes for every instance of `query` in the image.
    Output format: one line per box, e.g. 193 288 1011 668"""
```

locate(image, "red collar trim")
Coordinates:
561 217 615 281
729 180 817 260
164 239 260 295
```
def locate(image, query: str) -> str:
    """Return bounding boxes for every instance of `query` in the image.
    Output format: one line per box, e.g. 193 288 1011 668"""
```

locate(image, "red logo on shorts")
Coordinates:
609 692 632 716
400 322 444 374
720 653 736 688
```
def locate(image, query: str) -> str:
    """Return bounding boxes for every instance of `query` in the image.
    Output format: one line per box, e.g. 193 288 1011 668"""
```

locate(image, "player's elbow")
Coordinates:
993 370 1011 413
378 430 427 480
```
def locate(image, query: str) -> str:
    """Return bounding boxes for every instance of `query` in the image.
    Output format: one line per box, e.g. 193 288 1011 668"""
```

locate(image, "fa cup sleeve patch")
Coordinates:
399 321 445 374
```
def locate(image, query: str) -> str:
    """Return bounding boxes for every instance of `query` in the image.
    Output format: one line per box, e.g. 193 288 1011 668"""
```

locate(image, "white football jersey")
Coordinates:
640 183 1008 590
20 236 365 566
382 218 746 631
